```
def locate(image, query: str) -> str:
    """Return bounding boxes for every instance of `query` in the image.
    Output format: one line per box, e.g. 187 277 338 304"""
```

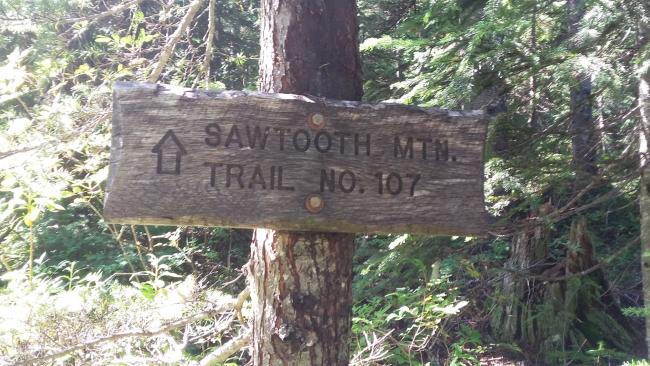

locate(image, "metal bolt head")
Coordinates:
304 194 324 213
308 113 326 129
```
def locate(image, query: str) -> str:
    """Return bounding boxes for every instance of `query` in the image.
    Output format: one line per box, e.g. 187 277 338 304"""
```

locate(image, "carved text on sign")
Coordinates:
152 123 460 198
105 82 488 235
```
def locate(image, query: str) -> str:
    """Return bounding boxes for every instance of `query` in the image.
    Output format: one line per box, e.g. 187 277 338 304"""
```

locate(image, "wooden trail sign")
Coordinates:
104 82 488 235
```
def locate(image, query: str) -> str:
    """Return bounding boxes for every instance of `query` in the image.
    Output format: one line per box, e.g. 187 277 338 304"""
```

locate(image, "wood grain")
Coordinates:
104 82 489 235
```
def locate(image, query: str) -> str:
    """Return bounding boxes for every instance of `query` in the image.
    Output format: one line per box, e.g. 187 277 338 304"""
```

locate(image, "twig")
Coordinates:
144 226 154 251
0 90 30 105
148 0 204 82
227 229 232 268
82 199 137 273
63 0 147 47
0 217 20 271
218 272 244 290
350 330 394 366
0 145 45 160
0 216 20 244
554 177 599 214
0 111 109 163
131 225 148 270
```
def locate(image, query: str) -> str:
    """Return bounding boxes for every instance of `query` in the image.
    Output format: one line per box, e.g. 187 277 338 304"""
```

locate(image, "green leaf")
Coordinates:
23 207 40 227
95 35 112 44
138 282 157 300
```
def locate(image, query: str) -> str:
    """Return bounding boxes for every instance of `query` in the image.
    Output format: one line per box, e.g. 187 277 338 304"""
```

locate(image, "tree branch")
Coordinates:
203 0 217 87
148 0 204 82
234 287 250 324
198 330 251 366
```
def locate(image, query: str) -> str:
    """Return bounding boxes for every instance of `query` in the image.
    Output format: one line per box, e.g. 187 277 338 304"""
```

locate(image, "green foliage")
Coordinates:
33 201 124 275
0 265 245 364
624 361 650 366
449 326 484 366
623 306 650 318
359 0 647 363
351 235 487 365
1 0 648 364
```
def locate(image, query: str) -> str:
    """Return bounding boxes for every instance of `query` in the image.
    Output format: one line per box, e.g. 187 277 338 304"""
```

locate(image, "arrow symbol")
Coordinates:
152 129 187 175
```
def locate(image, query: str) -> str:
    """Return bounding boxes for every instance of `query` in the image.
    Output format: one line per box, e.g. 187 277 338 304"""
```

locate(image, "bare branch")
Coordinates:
350 330 394 366
0 144 45 161
203 0 217 87
148 0 205 82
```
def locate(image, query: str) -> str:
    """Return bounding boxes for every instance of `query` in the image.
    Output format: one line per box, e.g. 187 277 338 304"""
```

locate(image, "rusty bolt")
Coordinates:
304 194 324 214
308 113 326 130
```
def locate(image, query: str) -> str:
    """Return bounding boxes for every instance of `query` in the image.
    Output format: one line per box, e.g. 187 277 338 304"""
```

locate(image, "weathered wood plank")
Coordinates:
104 82 489 235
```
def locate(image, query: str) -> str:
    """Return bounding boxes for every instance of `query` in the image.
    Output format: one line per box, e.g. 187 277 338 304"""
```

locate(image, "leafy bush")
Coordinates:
0 264 247 365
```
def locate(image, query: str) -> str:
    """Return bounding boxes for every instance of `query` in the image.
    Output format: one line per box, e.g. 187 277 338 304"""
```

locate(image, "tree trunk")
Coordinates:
641 67 650 361
258 0 362 100
568 0 597 180
248 0 363 364
489 1 647 362
490 208 550 344
638 12 650 357
248 231 355 365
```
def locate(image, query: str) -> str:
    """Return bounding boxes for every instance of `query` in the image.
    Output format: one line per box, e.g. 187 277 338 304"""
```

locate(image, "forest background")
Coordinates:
1 0 649 364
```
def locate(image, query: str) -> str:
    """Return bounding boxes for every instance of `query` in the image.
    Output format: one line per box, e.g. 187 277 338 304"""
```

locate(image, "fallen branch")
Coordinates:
148 0 204 82
0 144 45 161
14 300 235 366
199 330 251 366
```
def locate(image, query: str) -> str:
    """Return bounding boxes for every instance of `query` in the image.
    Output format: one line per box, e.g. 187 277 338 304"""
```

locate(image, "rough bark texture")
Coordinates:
490 207 641 364
258 0 363 101
248 230 354 365
639 78 650 364
491 210 549 343
249 0 363 364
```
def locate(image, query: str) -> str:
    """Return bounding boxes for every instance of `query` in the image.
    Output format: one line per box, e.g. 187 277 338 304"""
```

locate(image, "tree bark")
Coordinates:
248 231 355 365
248 0 363 364
641 67 650 362
638 8 650 357
568 0 598 180
258 0 362 100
